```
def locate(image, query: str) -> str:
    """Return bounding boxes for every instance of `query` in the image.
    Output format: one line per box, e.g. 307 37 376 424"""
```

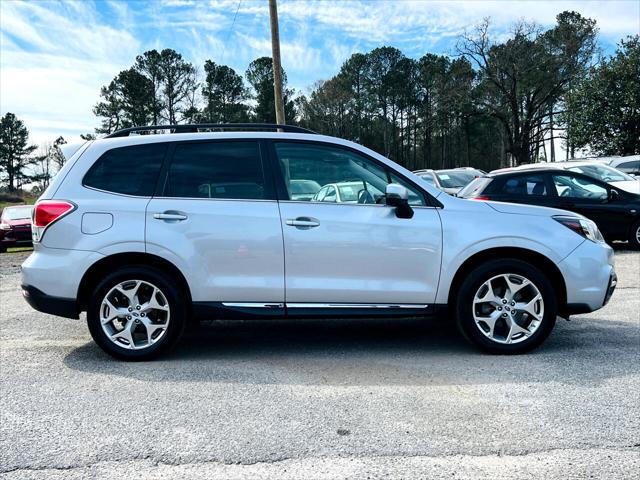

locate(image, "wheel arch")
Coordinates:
447 247 568 316
77 252 192 312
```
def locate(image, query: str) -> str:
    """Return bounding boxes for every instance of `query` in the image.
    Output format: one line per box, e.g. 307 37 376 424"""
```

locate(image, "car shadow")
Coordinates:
63 314 639 387
611 242 636 252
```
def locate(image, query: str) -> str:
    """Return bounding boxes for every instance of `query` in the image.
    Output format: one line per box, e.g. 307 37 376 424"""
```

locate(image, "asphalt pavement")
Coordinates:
1 248 638 479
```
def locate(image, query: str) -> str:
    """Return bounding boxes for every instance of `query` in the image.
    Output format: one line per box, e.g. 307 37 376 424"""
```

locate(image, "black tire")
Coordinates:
628 220 640 250
455 258 557 354
87 265 187 361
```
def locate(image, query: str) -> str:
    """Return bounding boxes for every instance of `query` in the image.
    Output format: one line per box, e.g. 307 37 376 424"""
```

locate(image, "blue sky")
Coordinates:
1 0 639 145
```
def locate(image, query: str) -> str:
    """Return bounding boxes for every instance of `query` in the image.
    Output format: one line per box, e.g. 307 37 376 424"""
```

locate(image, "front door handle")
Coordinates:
153 211 188 221
285 216 320 228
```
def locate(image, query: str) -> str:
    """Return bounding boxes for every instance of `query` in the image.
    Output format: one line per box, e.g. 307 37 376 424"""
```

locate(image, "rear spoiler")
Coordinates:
59 141 87 161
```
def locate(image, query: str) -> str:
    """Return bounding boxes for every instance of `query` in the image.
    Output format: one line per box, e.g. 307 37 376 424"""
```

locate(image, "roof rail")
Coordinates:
105 123 316 138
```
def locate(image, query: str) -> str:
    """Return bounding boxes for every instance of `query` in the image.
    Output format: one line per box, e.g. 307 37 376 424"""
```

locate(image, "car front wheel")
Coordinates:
87 266 186 361
455 259 557 354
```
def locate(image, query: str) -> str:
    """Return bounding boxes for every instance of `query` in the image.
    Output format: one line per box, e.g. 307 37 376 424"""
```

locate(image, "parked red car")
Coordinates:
0 205 33 252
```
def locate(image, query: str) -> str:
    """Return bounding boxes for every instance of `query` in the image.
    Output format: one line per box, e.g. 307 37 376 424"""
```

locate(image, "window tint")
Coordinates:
83 144 167 196
165 141 265 199
552 174 608 200
274 142 425 206
501 175 548 196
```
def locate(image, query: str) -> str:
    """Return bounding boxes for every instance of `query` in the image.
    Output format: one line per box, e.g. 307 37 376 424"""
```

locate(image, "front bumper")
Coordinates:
21 284 79 319
559 240 616 315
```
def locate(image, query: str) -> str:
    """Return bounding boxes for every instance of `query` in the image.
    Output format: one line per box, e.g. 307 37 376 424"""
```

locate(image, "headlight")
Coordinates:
553 216 605 243
0 223 10 230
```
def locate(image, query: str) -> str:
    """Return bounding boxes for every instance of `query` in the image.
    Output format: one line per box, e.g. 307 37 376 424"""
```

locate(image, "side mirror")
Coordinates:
608 189 619 202
385 184 414 219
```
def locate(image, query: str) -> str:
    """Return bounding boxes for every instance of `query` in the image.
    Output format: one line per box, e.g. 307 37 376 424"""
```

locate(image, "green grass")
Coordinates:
6 247 33 253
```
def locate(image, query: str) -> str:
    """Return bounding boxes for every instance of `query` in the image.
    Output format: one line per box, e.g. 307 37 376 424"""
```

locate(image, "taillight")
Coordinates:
32 200 75 242
473 196 490 201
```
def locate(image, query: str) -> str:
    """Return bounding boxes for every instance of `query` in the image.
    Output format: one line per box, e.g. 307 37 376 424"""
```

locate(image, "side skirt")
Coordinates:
192 302 446 321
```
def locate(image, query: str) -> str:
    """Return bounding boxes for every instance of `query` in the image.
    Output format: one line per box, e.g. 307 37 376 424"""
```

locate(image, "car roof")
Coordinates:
435 168 482 173
485 167 610 183
95 130 323 146
491 160 617 173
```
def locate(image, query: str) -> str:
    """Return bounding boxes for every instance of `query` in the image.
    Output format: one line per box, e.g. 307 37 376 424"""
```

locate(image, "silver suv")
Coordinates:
22 124 616 360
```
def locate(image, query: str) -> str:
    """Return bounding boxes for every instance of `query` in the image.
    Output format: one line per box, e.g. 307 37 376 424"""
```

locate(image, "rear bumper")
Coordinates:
21 284 79 319
21 246 104 299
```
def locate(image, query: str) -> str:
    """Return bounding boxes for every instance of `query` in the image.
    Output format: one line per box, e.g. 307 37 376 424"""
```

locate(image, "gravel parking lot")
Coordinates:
1 249 638 479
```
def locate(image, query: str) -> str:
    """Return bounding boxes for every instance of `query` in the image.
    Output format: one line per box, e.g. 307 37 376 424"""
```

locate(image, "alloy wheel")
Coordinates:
99 280 171 350
472 273 544 344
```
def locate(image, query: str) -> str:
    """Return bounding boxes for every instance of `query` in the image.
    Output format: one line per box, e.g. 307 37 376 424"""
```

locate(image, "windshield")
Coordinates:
567 164 635 183
1 207 32 221
458 177 492 198
436 170 479 188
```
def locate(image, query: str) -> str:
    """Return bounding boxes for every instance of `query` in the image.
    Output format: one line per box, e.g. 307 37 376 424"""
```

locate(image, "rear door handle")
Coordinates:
285 216 320 228
153 211 188 221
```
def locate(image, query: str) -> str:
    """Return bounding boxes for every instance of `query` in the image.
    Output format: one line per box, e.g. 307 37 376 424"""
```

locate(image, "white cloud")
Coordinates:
1 0 638 145
0 1 140 144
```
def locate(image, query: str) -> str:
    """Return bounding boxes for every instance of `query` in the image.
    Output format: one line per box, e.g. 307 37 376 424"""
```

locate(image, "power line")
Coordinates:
221 0 242 64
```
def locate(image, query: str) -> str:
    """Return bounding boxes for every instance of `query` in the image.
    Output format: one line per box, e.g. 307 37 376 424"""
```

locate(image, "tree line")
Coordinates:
0 113 66 194
1 11 638 193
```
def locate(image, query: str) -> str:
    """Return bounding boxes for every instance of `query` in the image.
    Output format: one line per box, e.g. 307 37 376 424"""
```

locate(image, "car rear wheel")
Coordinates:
629 220 640 250
87 266 186 361
455 259 557 354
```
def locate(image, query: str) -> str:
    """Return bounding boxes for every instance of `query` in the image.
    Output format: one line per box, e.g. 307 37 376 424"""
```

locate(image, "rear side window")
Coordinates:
165 141 264 199
501 175 548 196
83 144 167 196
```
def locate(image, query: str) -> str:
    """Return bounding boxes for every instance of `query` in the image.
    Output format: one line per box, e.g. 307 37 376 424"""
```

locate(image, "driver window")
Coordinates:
552 174 608 200
273 142 425 206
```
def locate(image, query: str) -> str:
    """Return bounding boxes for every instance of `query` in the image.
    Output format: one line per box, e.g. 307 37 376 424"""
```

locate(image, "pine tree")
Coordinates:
0 113 37 191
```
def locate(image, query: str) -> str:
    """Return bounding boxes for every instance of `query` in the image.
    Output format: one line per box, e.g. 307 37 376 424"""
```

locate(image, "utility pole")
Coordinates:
269 0 285 125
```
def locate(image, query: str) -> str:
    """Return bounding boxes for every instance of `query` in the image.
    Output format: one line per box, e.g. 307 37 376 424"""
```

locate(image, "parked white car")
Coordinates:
22 124 616 360
413 168 486 195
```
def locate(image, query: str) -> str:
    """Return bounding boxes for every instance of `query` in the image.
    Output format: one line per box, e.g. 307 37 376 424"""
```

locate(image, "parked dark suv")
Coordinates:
458 168 640 249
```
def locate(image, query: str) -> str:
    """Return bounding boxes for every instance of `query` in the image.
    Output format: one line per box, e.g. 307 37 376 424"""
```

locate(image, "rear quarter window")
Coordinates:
83 143 167 196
